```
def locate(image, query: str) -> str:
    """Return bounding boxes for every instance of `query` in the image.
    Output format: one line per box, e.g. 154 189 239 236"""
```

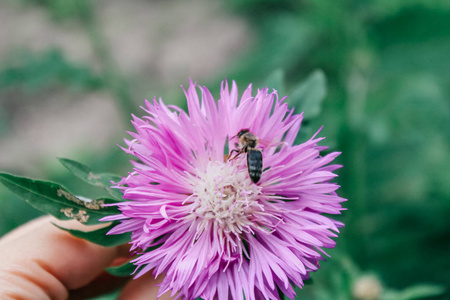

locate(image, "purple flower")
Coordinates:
103 80 346 300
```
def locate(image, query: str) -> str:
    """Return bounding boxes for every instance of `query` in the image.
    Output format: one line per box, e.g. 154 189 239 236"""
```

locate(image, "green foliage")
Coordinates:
224 15 316 87
105 261 136 277
18 0 92 21
0 167 130 248
0 173 120 226
299 254 445 300
288 70 326 120
263 69 285 95
382 284 446 300
225 1 450 299
0 189 43 236
58 158 124 200
0 49 102 92
263 69 328 145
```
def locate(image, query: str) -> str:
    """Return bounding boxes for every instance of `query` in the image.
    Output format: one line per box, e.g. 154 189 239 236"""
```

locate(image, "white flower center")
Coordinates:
189 160 263 236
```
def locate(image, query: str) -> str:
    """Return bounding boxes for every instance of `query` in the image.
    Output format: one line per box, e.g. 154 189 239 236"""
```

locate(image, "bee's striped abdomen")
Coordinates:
247 149 263 183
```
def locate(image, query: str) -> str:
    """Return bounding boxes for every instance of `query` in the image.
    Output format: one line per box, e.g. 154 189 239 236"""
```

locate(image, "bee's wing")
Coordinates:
258 138 270 148
258 138 285 149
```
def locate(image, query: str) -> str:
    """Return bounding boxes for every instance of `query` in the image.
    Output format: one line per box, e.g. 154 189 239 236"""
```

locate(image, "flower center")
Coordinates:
189 160 263 236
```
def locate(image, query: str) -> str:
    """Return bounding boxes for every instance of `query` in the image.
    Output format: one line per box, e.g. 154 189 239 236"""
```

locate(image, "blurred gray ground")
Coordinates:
0 0 250 175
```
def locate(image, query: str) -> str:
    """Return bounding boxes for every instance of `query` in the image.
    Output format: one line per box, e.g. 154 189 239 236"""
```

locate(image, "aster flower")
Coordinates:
103 80 345 300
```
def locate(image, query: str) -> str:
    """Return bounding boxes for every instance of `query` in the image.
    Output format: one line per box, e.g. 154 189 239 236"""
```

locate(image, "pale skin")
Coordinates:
0 216 174 300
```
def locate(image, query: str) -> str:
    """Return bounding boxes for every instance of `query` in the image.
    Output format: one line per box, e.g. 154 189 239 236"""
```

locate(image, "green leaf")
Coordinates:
53 222 131 247
293 123 314 145
289 70 327 119
105 261 136 277
263 69 285 95
0 172 120 225
58 158 123 200
398 284 445 300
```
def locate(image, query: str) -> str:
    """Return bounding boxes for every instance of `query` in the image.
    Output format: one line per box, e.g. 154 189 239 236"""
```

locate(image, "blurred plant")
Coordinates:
223 1 450 298
17 0 92 21
303 255 445 300
0 49 102 92
13 0 137 120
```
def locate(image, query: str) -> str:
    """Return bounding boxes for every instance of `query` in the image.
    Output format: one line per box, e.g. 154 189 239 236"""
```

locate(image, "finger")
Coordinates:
118 272 175 300
0 216 123 299
70 251 133 299
0 215 51 245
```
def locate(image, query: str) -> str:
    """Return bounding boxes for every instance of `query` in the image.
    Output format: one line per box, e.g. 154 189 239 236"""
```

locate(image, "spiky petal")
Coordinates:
102 80 346 300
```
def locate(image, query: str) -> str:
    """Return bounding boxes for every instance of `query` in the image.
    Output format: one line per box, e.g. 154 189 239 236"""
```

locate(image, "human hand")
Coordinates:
0 216 173 300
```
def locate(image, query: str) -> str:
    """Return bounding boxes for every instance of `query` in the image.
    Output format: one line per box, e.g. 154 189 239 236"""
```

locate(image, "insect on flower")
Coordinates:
230 129 263 183
102 79 346 300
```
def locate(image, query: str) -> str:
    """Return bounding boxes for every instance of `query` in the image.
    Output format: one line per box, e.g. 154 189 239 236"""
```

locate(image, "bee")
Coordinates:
230 129 263 183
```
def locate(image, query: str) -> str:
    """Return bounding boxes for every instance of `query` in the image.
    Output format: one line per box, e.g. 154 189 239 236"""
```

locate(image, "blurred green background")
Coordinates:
0 0 449 299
